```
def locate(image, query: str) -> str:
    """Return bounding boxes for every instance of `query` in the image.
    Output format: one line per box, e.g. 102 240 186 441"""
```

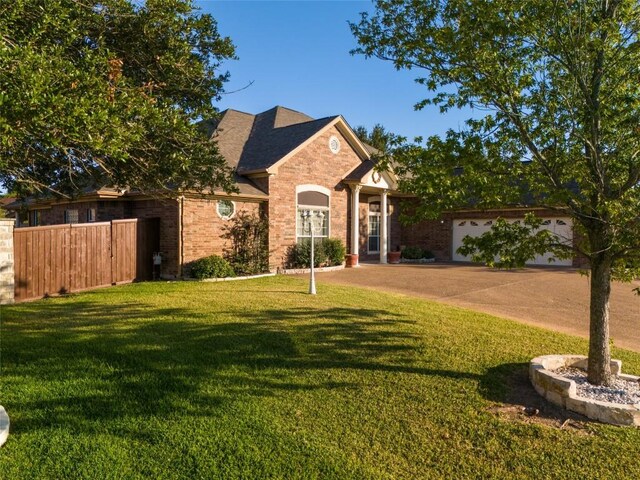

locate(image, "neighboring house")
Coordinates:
0 197 16 220
6 106 581 277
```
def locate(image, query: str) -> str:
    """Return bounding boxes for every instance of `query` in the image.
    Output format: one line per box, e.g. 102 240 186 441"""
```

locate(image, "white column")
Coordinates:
380 190 388 264
350 185 361 256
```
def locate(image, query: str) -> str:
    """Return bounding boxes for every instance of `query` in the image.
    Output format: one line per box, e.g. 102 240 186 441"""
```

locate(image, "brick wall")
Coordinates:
35 201 99 225
180 197 262 275
0 219 14 304
400 208 454 261
265 126 362 268
96 201 127 221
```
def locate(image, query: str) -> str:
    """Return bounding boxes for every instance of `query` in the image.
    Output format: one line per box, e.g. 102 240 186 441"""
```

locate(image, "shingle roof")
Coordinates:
0 197 16 207
343 159 377 182
213 173 268 198
209 106 339 173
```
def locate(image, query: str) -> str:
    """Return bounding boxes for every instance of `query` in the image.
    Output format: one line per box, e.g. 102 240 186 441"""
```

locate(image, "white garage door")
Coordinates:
452 217 573 266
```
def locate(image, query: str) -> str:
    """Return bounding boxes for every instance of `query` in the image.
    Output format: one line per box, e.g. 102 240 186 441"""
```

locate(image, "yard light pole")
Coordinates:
303 210 325 295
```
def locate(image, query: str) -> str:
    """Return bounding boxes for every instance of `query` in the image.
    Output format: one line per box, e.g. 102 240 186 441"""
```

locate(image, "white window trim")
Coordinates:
295 184 331 197
295 185 331 241
367 196 392 254
368 211 381 254
368 198 381 254
216 199 236 220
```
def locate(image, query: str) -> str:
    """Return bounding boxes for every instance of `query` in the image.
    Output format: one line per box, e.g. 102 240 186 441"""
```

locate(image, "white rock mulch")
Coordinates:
555 367 640 405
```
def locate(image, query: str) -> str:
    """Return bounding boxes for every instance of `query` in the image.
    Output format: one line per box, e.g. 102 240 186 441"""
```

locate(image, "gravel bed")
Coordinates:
555 367 640 405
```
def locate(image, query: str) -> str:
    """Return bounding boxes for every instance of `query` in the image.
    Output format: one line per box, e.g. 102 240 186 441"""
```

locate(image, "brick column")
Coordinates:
0 218 15 305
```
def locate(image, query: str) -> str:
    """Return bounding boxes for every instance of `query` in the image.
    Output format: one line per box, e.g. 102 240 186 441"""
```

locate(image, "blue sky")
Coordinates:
200 0 472 141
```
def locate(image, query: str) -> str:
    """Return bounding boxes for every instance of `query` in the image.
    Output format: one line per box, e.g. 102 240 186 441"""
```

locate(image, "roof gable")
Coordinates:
343 159 398 190
208 107 372 175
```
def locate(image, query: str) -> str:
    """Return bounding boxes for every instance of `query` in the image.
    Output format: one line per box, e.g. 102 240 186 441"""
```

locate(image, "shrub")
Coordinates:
190 255 235 279
288 239 327 268
322 238 346 266
222 212 269 275
401 246 424 260
401 246 435 260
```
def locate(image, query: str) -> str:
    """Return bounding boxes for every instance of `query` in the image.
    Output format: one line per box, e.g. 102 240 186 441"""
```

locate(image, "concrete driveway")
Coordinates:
315 263 640 352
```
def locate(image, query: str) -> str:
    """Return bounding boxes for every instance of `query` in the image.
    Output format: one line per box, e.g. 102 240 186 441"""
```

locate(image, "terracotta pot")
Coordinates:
388 251 401 264
345 254 359 268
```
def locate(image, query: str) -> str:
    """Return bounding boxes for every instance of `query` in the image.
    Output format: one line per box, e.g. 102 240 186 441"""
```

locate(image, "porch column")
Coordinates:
350 185 361 257
380 190 388 264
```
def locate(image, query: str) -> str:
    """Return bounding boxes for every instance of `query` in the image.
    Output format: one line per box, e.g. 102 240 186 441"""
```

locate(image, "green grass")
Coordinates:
1 276 639 479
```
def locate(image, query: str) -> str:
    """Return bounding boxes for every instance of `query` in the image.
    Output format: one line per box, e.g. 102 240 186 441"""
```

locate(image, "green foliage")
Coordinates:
0 0 236 198
351 0 640 275
457 214 573 268
353 124 402 154
352 0 640 383
189 254 235 279
288 239 328 268
401 246 434 260
322 238 346 266
222 211 270 275
2 279 640 477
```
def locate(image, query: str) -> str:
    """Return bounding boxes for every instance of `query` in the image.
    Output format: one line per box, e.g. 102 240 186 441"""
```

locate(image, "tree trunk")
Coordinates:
587 252 613 385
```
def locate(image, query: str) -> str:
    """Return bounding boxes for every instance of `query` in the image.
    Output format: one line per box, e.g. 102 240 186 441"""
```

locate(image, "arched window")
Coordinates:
296 185 330 241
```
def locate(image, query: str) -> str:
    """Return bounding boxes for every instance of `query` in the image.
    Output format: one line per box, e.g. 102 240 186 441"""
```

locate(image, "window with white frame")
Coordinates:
217 200 235 220
87 208 96 222
296 186 329 241
368 201 381 253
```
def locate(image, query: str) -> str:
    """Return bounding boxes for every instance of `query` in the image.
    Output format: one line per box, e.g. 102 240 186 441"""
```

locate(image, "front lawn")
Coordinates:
1 277 639 479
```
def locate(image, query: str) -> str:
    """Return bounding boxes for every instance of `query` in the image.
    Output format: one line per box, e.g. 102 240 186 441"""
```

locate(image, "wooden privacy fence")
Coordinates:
14 218 160 302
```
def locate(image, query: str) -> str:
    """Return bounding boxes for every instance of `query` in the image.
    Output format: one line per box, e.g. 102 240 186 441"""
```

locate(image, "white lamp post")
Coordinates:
302 210 325 295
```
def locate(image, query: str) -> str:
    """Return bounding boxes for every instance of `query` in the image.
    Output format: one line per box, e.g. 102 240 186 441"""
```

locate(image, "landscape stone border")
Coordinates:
0 405 9 447
399 258 436 264
199 272 276 283
279 264 345 275
530 354 640 426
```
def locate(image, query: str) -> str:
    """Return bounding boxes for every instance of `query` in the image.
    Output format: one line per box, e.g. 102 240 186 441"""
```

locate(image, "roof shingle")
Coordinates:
210 106 339 173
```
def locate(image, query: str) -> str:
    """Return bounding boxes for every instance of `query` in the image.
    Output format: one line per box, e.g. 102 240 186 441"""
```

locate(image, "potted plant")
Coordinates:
388 247 401 264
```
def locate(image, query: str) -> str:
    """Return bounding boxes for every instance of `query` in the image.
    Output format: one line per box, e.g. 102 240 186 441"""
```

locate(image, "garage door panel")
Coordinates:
452 217 573 266
452 220 488 262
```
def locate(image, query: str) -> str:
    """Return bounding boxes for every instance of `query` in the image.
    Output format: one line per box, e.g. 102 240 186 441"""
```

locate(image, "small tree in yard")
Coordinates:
352 0 640 385
222 212 269 275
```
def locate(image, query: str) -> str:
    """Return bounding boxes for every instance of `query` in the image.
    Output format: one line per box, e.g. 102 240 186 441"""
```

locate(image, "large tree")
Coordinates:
0 0 236 198
352 0 640 385
354 123 399 153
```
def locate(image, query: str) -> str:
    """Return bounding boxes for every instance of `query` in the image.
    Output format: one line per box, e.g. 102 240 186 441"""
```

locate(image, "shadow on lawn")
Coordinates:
2 297 553 438
479 362 588 426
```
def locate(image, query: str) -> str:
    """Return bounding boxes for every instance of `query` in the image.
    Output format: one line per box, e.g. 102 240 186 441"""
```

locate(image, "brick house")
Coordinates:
7 106 580 277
